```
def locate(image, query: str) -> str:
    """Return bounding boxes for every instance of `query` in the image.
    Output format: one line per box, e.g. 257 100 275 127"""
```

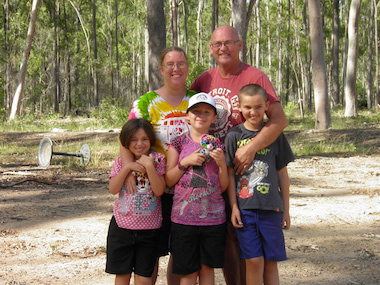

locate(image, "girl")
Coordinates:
166 92 229 285
106 118 166 285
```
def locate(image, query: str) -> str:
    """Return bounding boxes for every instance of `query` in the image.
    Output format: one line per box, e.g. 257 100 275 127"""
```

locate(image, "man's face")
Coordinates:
209 27 242 66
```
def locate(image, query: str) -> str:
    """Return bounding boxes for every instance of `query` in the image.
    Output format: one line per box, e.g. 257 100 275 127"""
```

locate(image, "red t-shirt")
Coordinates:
190 64 279 142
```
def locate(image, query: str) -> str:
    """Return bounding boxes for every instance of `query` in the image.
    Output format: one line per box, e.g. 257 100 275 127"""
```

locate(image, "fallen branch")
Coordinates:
0 178 55 188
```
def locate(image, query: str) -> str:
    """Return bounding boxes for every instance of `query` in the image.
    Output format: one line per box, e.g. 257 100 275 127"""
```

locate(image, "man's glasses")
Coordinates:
211 40 240 49
162 62 188 70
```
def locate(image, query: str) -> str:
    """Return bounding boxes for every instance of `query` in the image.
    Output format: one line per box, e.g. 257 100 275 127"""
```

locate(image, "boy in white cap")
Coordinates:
165 92 229 285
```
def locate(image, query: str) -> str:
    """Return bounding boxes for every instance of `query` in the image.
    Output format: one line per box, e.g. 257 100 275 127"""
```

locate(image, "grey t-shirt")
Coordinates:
225 124 295 212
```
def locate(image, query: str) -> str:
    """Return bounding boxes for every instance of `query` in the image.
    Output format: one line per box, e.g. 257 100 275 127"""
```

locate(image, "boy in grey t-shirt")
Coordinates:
225 84 295 284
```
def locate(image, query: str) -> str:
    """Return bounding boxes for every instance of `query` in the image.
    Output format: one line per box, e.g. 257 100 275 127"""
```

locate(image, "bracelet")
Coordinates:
178 161 187 172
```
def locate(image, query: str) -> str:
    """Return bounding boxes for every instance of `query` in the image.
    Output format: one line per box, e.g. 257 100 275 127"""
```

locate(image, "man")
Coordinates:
190 25 288 285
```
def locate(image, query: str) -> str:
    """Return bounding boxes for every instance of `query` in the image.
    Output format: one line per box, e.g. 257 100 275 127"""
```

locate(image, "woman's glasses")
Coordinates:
162 62 188 70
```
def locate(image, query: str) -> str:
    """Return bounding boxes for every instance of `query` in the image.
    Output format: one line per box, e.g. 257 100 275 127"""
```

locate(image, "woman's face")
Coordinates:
160 51 189 87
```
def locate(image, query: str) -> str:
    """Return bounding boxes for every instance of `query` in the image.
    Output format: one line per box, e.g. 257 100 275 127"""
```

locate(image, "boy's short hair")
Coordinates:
119 118 155 148
238 84 267 102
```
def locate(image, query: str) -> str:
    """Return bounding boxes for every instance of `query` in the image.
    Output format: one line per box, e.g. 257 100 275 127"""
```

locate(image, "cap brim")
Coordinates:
187 102 217 114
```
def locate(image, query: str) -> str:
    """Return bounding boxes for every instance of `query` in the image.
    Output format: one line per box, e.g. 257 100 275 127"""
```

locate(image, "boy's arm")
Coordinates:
278 166 291 230
228 167 243 228
233 102 287 174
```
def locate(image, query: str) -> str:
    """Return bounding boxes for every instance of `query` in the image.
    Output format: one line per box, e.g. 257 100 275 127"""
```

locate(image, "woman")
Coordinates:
120 46 196 285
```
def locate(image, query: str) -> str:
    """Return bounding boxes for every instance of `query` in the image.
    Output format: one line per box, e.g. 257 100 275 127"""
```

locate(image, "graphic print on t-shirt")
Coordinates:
237 160 269 199
179 166 218 219
208 92 241 141
156 115 190 153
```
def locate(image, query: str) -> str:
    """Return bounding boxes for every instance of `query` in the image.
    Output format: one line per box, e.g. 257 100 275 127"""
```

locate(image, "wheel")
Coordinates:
79 144 91 166
38 137 53 168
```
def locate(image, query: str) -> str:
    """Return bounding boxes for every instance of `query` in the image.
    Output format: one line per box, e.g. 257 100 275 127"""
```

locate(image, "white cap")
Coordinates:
187 92 217 114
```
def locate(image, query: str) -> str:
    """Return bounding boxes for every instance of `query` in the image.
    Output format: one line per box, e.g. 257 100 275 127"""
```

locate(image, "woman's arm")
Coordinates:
120 142 145 193
109 164 131 195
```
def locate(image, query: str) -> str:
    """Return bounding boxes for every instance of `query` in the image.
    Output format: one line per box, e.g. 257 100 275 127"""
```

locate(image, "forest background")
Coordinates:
0 0 380 127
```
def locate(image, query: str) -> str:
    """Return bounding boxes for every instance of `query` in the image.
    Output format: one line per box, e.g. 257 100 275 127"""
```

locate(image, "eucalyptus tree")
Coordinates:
331 0 340 107
147 0 166 91
344 0 362 117
365 0 374 110
231 0 255 63
9 0 39 120
308 0 331 129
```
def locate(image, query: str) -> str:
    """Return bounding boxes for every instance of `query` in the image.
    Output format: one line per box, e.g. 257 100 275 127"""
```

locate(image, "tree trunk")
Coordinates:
375 0 379 111
231 0 256 63
63 0 71 115
115 0 120 99
9 0 40 120
342 0 349 105
4 0 11 112
53 0 60 113
276 0 283 100
182 1 189 54
266 4 271 81
255 3 260 68
210 0 218 68
171 0 179 46
331 0 339 108
285 0 290 103
308 0 331 129
365 0 374 110
196 0 204 63
344 0 362 117
212 0 219 31
92 0 99 107
147 0 166 90
302 0 312 112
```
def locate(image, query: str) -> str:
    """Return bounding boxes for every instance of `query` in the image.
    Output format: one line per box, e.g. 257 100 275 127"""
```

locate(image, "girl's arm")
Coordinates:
109 164 132 195
228 167 243 228
209 148 229 191
165 147 206 187
137 154 165 197
278 166 291 230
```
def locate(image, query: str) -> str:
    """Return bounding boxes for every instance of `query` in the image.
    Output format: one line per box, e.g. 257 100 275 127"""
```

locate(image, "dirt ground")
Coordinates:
0 129 380 285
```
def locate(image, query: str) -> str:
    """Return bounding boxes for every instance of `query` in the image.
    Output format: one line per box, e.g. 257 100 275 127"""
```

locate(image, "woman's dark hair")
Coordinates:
119 118 155 149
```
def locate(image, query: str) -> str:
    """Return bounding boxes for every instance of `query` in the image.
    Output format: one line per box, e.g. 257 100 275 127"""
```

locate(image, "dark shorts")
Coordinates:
105 216 160 277
157 192 173 257
170 222 227 275
236 210 287 262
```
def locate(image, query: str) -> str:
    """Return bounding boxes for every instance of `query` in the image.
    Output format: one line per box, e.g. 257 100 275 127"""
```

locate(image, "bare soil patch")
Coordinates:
1 129 380 285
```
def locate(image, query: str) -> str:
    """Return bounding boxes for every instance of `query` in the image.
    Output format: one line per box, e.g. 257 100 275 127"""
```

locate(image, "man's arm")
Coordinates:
233 102 287 174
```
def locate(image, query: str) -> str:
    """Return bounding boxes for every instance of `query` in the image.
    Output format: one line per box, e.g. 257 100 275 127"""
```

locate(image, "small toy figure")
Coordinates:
199 134 220 162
